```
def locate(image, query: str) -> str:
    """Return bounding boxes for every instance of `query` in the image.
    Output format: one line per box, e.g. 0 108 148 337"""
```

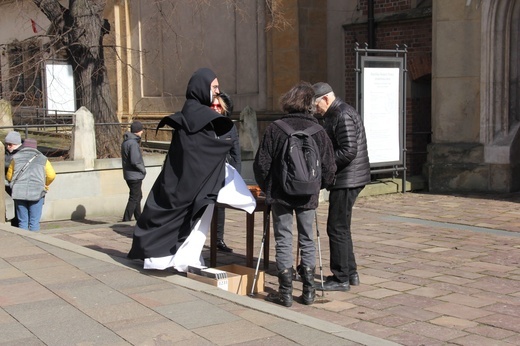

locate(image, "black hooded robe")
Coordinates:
128 68 233 261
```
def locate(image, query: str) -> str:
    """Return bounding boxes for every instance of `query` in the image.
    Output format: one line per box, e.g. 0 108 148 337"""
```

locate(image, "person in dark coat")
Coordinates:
210 92 241 253
121 121 146 222
128 68 234 271
254 82 336 307
312 82 371 292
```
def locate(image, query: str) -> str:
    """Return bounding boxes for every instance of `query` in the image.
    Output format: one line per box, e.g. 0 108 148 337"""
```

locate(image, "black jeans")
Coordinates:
327 186 363 283
123 180 143 221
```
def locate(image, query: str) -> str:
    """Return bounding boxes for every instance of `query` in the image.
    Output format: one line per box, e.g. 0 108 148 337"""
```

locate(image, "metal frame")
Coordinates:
355 43 408 193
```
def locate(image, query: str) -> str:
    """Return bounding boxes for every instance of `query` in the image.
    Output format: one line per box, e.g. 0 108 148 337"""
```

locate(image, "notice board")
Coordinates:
360 56 404 167
45 62 76 114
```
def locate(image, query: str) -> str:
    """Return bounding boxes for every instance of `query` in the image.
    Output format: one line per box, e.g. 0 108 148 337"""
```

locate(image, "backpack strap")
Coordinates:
274 119 322 137
303 123 323 136
273 119 294 135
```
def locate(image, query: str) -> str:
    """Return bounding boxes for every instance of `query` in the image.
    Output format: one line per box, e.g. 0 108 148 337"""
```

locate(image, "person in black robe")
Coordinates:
128 68 233 266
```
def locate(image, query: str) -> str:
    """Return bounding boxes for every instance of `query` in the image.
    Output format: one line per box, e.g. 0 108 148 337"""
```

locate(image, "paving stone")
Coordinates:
387 331 446 346
450 334 513 346
154 299 241 330
358 288 401 299
0 279 57 306
348 320 402 339
384 305 440 321
4 299 125 345
437 292 496 308
398 321 468 341
464 324 517 340
193 319 275 344
476 313 520 333
429 316 478 329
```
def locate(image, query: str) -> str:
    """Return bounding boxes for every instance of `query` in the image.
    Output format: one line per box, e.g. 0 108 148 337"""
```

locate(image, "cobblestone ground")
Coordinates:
41 191 520 345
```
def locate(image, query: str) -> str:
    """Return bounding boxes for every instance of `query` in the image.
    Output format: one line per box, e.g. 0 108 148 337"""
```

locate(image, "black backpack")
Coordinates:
274 120 322 196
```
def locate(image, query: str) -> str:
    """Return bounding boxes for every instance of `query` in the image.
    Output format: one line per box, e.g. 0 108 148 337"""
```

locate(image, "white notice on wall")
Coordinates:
363 67 401 165
45 63 76 114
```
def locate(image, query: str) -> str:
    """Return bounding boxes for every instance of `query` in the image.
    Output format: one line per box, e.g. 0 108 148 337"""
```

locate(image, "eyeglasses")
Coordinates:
210 103 223 111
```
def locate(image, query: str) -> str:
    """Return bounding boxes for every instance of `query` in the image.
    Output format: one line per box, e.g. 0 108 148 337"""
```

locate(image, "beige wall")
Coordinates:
42 155 165 221
432 0 481 143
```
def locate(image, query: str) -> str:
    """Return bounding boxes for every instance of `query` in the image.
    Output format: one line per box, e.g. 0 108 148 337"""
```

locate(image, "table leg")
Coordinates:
246 212 254 267
210 209 218 267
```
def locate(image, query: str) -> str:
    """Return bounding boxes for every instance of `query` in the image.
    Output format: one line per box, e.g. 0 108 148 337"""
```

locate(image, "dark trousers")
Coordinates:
327 186 363 283
123 180 143 221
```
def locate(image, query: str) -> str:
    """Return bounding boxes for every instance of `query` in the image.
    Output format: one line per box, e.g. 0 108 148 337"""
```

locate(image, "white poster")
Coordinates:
363 67 401 165
45 63 76 114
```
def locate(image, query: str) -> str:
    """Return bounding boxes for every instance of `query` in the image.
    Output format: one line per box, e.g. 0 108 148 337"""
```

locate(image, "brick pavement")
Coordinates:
38 191 520 345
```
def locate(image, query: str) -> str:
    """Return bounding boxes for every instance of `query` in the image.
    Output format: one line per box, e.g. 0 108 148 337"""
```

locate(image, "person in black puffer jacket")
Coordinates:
312 82 370 292
254 82 336 307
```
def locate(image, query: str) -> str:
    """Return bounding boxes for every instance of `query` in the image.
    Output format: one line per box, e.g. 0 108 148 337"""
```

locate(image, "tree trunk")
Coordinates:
33 0 120 158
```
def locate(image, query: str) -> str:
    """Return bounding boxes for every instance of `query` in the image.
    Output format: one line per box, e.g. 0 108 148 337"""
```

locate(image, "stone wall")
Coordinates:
42 155 165 221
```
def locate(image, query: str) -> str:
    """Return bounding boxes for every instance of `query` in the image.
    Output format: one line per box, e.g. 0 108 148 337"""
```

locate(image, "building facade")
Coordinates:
1 0 519 193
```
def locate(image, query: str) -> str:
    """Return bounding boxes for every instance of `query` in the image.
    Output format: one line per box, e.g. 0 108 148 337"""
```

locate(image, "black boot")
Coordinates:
298 265 316 305
266 268 293 307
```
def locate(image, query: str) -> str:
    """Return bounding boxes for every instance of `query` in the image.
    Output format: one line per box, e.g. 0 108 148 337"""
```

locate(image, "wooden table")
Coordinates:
210 196 271 270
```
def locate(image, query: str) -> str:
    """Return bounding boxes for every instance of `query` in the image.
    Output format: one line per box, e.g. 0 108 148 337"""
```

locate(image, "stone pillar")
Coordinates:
0 99 13 128
239 106 259 160
238 106 260 183
70 107 97 170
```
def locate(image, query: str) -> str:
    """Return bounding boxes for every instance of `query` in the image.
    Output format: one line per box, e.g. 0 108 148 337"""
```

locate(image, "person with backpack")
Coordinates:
253 82 336 307
6 138 56 231
312 82 370 291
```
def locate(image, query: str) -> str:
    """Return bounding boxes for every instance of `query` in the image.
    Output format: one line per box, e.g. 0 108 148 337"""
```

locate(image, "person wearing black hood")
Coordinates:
128 68 234 272
210 92 241 253
121 121 146 222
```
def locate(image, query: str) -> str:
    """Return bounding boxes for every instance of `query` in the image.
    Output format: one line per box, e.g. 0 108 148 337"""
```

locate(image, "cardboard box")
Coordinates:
187 271 245 295
216 264 264 295
187 264 264 296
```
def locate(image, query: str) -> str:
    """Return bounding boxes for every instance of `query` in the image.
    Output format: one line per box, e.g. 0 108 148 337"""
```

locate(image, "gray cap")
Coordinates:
312 82 333 98
5 131 21 145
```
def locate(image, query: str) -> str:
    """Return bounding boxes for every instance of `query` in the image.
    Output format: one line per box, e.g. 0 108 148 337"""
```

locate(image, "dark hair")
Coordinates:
279 82 316 114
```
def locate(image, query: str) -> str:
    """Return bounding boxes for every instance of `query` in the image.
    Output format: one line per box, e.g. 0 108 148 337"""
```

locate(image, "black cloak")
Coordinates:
128 68 233 260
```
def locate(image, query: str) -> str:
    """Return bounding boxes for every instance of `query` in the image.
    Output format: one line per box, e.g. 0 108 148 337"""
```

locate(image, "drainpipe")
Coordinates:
368 0 375 48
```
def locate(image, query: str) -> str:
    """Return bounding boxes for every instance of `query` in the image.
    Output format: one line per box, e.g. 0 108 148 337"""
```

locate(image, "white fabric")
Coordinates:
143 164 257 271
217 164 256 214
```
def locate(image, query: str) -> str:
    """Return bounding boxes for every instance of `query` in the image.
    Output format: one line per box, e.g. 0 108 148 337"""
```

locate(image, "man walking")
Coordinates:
312 82 370 291
121 121 146 222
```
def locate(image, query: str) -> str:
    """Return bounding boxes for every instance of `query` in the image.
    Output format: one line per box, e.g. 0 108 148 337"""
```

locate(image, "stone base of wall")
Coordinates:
426 143 520 193
42 154 166 222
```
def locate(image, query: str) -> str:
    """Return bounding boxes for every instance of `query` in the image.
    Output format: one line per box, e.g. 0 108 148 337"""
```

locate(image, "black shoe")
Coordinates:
322 277 350 291
217 240 233 253
349 273 360 286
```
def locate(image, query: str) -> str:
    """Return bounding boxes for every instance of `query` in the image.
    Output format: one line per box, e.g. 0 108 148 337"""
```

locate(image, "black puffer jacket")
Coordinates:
322 98 370 189
254 114 336 209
